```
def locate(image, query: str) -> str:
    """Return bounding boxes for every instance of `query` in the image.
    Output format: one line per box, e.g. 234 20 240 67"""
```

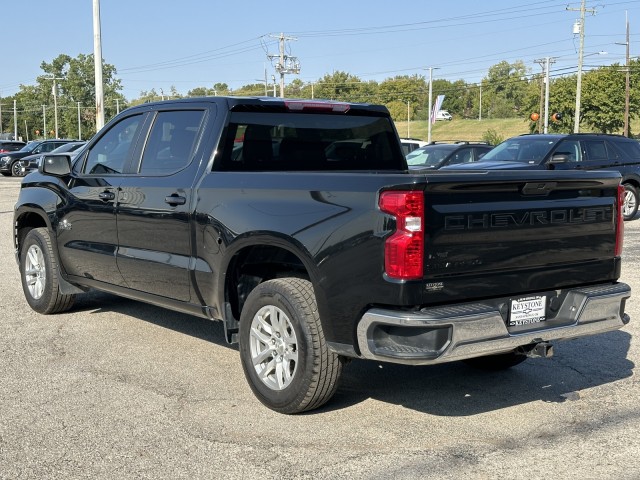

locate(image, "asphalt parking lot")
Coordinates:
1 175 638 479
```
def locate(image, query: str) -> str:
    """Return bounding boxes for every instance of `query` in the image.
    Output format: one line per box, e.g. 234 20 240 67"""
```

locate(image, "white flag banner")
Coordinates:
431 95 445 124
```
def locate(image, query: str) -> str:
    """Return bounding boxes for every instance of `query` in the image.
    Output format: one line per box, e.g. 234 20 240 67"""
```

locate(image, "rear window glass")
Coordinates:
215 112 405 171
611 139 640 161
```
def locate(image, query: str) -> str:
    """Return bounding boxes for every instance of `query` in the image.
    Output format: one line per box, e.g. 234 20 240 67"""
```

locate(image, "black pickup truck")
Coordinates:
14 97 631 413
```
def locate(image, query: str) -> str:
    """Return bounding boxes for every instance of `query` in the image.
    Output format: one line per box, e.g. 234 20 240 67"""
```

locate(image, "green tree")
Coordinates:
38 53 125 138
386 100 412 122
378 75 426 106
314 71 364 102
483 60 530 118
581 64 640 133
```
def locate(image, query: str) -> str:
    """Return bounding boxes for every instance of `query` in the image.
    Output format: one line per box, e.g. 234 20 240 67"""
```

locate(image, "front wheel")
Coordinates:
622 183 638 221
239 278 343 414
20 228 75 314
10 160 24 177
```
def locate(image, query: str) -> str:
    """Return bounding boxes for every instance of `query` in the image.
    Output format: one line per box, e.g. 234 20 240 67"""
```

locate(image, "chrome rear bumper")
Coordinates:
356 283 631 365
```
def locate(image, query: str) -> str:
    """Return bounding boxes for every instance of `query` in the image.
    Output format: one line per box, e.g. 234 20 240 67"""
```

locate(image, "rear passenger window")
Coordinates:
584 141 609 161
139 110 204 175
610 140 640 163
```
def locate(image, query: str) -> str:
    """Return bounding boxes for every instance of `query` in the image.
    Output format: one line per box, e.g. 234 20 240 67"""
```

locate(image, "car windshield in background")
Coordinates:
406 145 455 168
51 142 86 154
481 137 558 164
19 142 40 153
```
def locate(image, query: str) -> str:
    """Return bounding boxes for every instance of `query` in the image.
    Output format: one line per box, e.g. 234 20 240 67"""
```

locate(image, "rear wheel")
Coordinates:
463 351 527 370
20 228 75 314
239 278 343 414
622 183 638 221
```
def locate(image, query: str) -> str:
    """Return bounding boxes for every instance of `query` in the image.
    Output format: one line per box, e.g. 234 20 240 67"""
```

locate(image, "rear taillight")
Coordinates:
379 191 424 280
616 184 625 256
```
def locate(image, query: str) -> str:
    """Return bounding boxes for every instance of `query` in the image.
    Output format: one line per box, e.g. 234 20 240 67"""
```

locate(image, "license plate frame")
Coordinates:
509 295 547 327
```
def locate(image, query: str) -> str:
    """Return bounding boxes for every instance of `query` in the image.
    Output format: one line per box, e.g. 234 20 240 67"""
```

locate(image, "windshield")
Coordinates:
19 142 41 153
52 142 85 153
406 146 453 167
481 137 558 164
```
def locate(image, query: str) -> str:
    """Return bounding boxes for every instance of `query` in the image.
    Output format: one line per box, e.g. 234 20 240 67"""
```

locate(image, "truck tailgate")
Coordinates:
419 170 622 300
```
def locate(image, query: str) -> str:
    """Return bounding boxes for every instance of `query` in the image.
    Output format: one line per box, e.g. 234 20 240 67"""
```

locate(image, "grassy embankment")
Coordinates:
394 117 640 143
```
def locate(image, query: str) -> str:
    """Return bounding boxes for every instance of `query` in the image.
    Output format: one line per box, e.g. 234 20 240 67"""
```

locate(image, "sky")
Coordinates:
1 0 639 101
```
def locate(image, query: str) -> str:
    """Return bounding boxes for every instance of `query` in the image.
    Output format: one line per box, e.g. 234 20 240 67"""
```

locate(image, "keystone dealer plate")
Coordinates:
509 295 546 327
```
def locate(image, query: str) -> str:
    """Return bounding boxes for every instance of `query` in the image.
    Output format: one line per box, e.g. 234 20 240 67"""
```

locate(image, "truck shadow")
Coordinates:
73 291 634 416
326 330 634 416
72 290 231 345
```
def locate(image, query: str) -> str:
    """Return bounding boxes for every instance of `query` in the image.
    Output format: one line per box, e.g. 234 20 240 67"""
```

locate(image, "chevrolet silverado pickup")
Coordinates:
14 97 631 414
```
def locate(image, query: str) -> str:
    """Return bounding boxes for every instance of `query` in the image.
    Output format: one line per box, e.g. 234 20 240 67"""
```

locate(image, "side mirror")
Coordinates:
549 153 569 164
40 154 71 176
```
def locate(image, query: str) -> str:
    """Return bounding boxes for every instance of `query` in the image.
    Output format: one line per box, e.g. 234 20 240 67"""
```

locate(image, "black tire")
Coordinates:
239 278 343 414
622 183 638 221
463 351 527 371
20 227 75 314
10 160 23 177
1 172 10 176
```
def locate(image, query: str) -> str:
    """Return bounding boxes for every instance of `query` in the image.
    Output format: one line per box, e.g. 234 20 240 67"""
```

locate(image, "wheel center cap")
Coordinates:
274 338 286 355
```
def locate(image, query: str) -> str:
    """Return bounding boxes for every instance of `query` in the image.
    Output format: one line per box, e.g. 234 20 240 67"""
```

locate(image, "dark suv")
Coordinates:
0 139 77 176
406 141 493 170
442 133 640 220
0 140 26 153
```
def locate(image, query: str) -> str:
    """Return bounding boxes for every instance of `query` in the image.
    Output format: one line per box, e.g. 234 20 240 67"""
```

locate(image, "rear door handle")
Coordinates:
165 194 186 206
98 191 116 201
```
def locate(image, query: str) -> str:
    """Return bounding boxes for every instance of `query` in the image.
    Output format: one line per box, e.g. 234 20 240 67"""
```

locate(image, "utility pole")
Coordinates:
53 81 59 138
13 100 17 141
267 33 300 98
478 84 482 121
93 0 105 131
44 76 64 138
426 67 439 143
42 105 46 139
77 102 82 140
567 0 597 133
538 67 545 133
623 13 630 137
535 57 556 133
616 12 631 137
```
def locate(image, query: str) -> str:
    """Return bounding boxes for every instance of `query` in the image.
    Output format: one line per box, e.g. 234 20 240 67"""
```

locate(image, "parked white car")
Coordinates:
400 138 428 156
435 110 453 121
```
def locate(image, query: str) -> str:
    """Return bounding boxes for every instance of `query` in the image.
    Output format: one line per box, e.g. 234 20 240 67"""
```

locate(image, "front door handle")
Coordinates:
98 191 115 201
165 194 186 206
